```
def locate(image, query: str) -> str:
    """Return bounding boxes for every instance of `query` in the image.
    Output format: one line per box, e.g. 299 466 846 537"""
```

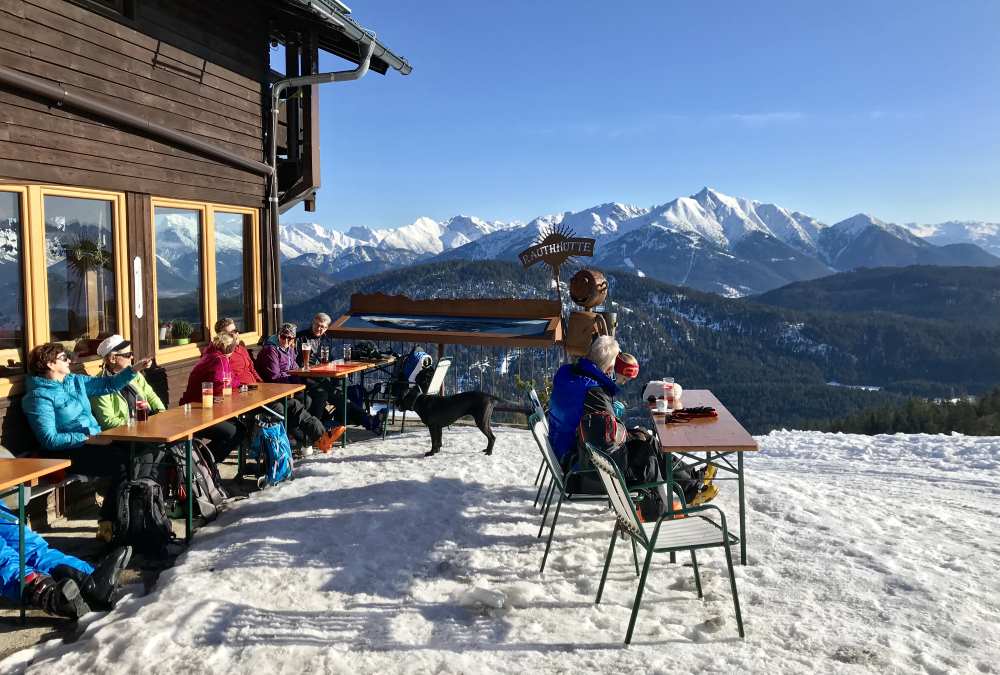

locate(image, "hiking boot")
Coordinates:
52 546 132 612
367 409 388 436
96 520 114 544
702 465 717 485
23 573 90 620
316 426 345 453
689 483 720 506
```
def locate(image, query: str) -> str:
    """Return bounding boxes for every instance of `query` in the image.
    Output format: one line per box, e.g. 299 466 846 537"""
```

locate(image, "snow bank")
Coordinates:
4 427 999 674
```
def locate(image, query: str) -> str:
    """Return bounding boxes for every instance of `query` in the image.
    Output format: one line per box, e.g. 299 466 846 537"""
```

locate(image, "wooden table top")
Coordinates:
288 357 394 380
86 382 305 444
0 458 72 493
651 390 758 453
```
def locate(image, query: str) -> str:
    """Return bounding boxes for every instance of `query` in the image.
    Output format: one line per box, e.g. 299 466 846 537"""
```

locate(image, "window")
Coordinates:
0 191 25 376
214 211 252 332
154 206 204 350
43 195 118 358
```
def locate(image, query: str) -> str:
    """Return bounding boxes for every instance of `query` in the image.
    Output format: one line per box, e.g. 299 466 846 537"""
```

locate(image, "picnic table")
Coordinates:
87 383 304 542
288 357 395 448
0 457 72 622
650 389 758 565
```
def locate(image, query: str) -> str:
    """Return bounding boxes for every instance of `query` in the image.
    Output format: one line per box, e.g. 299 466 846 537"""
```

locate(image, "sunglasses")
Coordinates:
55 353 71 363
279 333 295 339
113 352 134 358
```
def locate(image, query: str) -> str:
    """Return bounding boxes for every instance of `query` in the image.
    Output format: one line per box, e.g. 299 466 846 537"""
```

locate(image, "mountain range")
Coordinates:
275 188 1000 297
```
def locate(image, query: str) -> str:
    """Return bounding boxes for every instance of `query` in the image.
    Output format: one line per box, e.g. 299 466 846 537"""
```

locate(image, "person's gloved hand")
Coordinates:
612 400 626 420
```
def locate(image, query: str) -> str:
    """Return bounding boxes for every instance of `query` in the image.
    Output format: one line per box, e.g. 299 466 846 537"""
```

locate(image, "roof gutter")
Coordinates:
293 0 412 75
266 38 376 329
0 66 274 177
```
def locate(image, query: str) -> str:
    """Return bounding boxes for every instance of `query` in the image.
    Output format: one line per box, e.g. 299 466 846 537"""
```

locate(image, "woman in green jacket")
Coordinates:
89 334 165 429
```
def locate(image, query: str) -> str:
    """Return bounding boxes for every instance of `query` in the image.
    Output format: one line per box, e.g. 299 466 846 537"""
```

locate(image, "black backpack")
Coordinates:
167 440 228 522
114 478 174 557
352 340 380 361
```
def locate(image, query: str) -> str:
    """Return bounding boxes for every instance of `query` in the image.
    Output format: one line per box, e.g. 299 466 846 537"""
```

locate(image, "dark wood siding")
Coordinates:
0 0 268 207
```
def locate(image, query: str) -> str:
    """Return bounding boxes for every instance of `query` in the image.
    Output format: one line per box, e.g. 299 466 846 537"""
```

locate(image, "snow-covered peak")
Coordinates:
831 213 889 235
279 222 365 259
902 220 1000 257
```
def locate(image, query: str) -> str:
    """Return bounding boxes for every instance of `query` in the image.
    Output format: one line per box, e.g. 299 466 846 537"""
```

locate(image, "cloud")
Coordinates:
712 111 805 127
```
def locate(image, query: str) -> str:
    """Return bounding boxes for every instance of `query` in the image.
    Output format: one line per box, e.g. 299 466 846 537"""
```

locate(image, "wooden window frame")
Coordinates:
33 186 130 376
0 186 28 396
151 198 263 365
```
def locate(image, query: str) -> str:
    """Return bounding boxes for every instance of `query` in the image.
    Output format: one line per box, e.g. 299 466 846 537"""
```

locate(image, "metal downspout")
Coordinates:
267 38 375 331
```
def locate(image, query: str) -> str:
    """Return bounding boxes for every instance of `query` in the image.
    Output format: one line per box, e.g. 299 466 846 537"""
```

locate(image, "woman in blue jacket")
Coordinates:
21 342 153 531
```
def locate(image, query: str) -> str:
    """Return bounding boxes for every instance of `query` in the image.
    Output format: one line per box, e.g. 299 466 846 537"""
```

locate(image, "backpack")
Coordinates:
249 417 293 487
167 440 228 522
403 350 433 385
114 478 174 557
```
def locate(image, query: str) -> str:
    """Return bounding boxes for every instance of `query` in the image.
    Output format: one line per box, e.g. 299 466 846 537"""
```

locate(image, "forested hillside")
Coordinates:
284 261 1000 433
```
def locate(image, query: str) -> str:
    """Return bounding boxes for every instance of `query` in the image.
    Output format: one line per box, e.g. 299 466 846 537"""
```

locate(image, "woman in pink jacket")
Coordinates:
179 332 244 463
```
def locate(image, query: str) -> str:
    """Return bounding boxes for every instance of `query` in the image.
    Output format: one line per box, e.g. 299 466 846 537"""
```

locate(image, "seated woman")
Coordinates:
214 317 261 387
22 343 154 537
0 510 130 619
257 322 386 438
255 323 342 453
90 334 166 429
178 332 245 464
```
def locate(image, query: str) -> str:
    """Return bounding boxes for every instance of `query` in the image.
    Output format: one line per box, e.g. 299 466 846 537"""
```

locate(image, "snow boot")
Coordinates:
316 426 344 453
23 573 90 620
690 483 719 506
702 464 717 485
52 545 132 611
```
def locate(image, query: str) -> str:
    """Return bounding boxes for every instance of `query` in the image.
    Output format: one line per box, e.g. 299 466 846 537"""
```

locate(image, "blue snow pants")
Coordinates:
0 505 93 601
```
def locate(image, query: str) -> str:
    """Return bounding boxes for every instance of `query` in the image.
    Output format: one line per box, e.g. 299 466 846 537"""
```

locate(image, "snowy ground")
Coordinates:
3 426 999 674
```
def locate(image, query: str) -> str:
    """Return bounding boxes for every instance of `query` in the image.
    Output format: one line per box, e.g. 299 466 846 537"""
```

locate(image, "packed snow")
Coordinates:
4 426 998 674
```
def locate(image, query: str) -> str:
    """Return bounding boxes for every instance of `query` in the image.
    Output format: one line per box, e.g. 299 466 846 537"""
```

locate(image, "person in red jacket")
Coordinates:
213 318 261 385
179 331 244 463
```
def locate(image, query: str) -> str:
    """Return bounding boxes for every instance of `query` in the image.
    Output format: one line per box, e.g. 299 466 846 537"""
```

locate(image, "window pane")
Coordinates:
155 207 203 348
0 192 24 375
44 195 117 358
214 211 251 332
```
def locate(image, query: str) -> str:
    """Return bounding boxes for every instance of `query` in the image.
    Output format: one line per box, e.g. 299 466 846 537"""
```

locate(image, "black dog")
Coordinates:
398 387 527 457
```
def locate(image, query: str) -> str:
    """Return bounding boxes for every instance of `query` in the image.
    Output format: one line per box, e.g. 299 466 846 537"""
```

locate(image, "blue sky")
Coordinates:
283 0 1000 230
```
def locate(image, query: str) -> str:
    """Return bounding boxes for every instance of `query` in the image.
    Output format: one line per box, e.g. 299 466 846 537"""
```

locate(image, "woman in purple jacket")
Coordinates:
256 323 340 453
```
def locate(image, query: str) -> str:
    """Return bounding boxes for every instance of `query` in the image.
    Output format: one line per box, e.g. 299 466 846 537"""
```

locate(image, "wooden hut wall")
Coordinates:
0 0 268 207
0 0 275 450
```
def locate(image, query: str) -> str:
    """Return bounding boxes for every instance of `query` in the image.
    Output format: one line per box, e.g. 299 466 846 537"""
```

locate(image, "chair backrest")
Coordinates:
529 413 564 489
426 358 451 395
528 388 546 422
586 444 647 545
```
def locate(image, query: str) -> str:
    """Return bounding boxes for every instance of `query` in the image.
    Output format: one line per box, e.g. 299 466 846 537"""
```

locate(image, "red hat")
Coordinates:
615 353 639 379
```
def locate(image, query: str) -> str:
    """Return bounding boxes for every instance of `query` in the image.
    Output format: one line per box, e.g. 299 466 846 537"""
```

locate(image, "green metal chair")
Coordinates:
529 413 613 573
527 389 550 508
587 444 745 644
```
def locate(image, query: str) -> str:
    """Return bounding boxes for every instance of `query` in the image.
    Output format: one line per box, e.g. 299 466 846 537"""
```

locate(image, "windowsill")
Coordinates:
155 341 205 365
0 374 25 398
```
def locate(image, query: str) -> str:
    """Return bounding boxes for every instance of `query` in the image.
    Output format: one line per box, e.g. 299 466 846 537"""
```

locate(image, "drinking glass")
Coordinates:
343 345 352 362
201 382 214 408
301 343 312 371
320 346 330 364
221 375 232 397
136 400 149 422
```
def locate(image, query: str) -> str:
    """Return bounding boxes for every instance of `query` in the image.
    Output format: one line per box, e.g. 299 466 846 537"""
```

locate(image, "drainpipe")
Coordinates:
267 38 375 332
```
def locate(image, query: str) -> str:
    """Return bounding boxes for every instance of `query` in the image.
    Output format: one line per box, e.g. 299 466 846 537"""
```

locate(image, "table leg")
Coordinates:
18 483 25 624
738 451 746 565
666 453 675 564
129 442 135 480
186 438 193 543
342 379 348 448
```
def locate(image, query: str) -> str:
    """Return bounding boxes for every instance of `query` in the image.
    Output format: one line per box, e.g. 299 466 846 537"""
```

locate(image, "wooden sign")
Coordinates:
518 225 595 270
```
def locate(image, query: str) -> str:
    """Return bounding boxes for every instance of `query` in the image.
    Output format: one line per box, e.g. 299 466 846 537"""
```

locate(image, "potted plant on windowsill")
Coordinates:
170 319 193 346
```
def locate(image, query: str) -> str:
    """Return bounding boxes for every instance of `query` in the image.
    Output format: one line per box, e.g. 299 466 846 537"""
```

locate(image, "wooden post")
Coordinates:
437 343 445 395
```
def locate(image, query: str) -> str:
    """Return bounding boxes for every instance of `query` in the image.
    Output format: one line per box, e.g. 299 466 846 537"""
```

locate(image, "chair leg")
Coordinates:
631 537 640 576
596 521 619 604
533 466 549 509
724 540 745 638
533 459 545 486
539 492 564 574
690 549 703 598
625 546 655 645
400 410 406 433
537 479 556 538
